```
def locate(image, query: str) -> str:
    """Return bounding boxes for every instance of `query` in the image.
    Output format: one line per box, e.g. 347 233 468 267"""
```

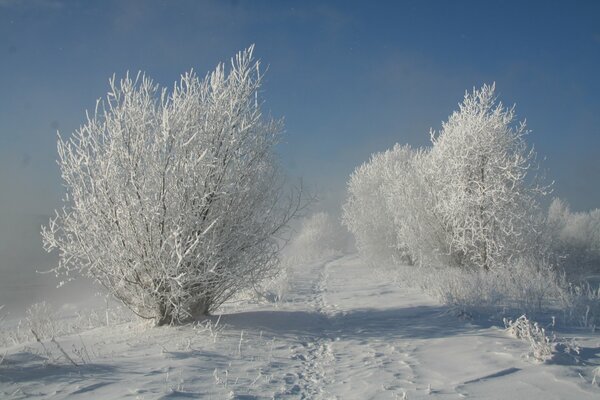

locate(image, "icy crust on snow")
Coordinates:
1 255 599 399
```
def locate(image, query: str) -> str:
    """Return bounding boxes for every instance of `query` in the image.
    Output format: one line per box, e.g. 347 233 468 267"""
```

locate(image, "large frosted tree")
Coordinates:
42 47 302 325
426 83 545 270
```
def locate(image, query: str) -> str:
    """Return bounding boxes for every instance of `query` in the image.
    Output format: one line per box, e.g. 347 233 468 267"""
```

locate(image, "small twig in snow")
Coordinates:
30 329 53 362
51 337 79 367
238 330 244 357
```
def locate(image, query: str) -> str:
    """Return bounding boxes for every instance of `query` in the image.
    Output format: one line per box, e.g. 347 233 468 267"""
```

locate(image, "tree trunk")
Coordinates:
187 297 211 321
480 161 489 272
154 297 211 326
155 302 172 326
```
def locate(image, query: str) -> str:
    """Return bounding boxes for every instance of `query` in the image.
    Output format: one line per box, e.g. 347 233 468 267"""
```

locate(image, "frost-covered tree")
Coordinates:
427 83 546 270
343 142 454 268
342 146 413 265
42 47 302 325
382 145 450 267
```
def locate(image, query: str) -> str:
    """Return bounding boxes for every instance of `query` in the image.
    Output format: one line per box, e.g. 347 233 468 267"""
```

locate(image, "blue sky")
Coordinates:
1 0 599 306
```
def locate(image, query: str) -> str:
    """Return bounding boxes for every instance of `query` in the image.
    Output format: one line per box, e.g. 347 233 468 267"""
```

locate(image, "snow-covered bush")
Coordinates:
0 301 135 347
504 315 554 362
558 281 600 328
257 266 291 304
388 254 600 329
20 301 58 340
397 257 563 316
547 198 600 280
0 302 58 345
42 47 302 325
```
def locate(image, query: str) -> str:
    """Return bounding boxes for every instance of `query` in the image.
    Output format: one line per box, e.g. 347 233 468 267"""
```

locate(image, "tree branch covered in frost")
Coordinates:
41 46 303 325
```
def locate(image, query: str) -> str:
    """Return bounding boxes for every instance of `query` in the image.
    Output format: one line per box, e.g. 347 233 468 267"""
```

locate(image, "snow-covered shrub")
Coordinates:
504 315 554 362
558 282 600 328
258 266 291 304
41 46 303 325
547 198 600 280
71 300 135 330
24 301 58 340
389 256 600 329
0 302 59 345
286 212 348 263
420 267 503 311
404 257 562 316
0 302 136 347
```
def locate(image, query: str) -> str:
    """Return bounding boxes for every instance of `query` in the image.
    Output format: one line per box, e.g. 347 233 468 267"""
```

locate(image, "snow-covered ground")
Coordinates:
1 255 599 399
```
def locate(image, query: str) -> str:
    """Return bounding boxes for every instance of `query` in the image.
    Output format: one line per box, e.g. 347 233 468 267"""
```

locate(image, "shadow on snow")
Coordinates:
215 305 474 341
0 351 116 385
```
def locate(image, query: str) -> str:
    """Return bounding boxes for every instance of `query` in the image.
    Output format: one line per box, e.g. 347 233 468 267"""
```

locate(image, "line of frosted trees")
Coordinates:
342 83 599 281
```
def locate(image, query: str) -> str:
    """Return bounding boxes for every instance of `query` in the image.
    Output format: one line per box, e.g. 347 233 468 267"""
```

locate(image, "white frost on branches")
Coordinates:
42 46 302 325
343 83 547 271
342 146 410 266
426 83 547 270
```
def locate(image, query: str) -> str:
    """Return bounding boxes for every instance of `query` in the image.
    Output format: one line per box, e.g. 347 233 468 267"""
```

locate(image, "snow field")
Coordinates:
1 255 599 399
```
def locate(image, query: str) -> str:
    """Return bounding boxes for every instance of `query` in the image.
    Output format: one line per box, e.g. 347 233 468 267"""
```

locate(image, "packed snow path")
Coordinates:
1 255 599 399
